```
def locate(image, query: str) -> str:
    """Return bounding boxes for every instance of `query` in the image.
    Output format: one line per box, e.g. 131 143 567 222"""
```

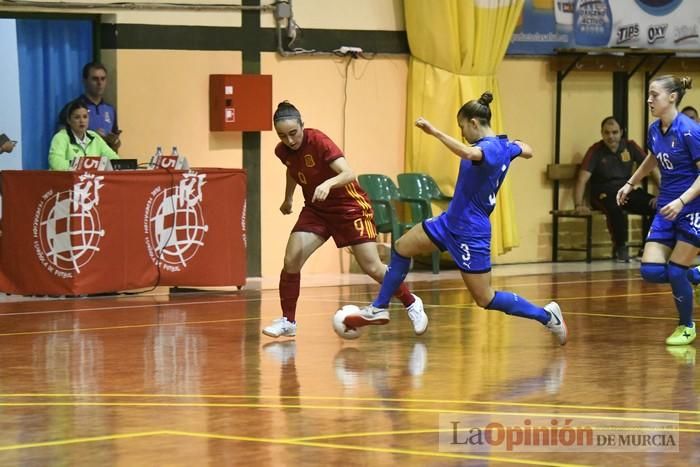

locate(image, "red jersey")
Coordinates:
275 128 371 209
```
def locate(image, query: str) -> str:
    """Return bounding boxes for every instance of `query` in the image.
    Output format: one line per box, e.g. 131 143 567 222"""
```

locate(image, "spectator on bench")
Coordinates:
681 105 699 123
573 116 658 262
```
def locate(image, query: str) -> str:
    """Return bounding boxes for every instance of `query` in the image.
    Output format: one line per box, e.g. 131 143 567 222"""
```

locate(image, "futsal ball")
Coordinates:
332 305 365 340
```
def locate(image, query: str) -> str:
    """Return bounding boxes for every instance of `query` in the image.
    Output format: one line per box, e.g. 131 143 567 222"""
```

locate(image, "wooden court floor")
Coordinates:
0 267 698 466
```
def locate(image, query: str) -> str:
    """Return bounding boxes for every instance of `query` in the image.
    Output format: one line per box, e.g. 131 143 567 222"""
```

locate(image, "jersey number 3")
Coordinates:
460 243 471 265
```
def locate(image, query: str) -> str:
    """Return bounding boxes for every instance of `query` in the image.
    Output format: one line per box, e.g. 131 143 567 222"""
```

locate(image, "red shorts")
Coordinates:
292 203 377 247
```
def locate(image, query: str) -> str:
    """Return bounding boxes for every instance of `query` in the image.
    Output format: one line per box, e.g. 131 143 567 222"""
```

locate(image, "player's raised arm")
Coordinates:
513 140 533 159
415 117 483 161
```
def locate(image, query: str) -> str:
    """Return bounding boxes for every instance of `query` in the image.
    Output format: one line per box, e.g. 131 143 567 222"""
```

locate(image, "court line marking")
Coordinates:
0 289 679 337
0 427 588 466
1 393 698 416
0 317 260 337
427 290 671 306
0 425 682 466
0 431 165 452
0 401 697 427
290 425 699 443
408 276 644 294
0 275 646 318
166 430 590 467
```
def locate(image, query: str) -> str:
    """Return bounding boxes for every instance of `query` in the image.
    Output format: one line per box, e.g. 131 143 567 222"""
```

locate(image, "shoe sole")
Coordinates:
560 321 568 345
262 329 296 338
344 314 390 328
413 323 428 336
547 302 568 346
665 336 696 346
409 295 428 336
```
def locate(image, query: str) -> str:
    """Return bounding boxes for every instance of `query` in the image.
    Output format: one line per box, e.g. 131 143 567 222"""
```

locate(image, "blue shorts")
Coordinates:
422 213 491 273
647 210 700 248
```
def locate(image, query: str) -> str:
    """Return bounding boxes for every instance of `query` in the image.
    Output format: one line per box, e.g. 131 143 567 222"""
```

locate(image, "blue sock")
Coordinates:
372 250 411 308
687 266 700 285
668 262 694 327
486 291 550 325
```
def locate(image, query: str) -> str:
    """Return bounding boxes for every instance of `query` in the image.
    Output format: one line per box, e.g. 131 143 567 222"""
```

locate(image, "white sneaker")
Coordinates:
544 302 567 345
343 304 390 329
406 294 428 335
262 317 297 338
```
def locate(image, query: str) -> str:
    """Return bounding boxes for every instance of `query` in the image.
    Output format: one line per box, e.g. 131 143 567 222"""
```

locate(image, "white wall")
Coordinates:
0 0 405 29
0 19 23 170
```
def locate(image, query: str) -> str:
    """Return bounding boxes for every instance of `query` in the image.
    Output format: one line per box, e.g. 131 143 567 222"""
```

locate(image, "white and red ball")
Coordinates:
332 305 365 340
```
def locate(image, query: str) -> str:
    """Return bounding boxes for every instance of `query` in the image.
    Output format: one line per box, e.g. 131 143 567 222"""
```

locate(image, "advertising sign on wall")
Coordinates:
508 0 700 55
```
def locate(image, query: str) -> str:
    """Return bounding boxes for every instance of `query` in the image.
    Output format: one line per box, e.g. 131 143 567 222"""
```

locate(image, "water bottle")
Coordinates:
171 146 179 157
149 146 163 168
573 0 612 47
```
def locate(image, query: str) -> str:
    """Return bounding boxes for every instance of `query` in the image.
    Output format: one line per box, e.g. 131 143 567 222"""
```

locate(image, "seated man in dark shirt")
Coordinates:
681 105 699 123
573 116 657 262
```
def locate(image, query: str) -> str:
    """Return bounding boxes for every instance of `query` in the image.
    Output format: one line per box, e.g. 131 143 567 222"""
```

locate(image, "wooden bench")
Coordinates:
548 163 646 263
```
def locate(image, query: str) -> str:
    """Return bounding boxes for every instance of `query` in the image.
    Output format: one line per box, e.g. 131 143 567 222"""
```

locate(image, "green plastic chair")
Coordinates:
357 174 412 249
397 173 454 274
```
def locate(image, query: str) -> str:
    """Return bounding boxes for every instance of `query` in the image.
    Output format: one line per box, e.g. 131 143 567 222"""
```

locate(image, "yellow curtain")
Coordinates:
404 0 524 255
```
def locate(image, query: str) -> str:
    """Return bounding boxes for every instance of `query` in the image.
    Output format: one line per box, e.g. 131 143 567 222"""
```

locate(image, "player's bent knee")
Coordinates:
687 266 700 284
394 238 409 257
640 262 668 283
358 261 385 280
283 256 304 274
668 262 689 284
472 292 493 308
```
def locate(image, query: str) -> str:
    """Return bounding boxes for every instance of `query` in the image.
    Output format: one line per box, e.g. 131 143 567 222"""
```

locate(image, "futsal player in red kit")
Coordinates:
263 101 427 338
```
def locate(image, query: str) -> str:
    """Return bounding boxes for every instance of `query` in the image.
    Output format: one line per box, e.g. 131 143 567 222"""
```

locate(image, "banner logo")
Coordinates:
616 24 640 45
647 24 668 44
144 172 209 272
33 174 106 278
673 24 699 44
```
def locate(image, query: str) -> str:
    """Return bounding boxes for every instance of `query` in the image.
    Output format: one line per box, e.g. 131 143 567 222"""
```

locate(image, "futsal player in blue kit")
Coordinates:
618 75 700 346
345 92 568 345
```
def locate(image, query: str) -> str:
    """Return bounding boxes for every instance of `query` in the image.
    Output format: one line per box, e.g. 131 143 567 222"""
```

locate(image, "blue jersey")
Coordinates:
58 94 119 135
647 113 700 207
445 135 522 236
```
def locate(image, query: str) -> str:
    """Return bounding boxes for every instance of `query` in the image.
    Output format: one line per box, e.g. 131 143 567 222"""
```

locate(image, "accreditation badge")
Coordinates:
620 149 631 162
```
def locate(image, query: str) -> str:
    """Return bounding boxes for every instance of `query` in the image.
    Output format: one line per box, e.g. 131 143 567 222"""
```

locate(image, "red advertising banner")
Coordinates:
0 168 247 295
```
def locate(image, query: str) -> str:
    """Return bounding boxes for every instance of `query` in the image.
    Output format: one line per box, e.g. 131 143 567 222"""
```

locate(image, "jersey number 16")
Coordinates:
656 152 674 170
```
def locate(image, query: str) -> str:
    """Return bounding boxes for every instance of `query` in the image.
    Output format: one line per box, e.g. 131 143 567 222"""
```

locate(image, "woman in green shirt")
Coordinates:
48 100 119 170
